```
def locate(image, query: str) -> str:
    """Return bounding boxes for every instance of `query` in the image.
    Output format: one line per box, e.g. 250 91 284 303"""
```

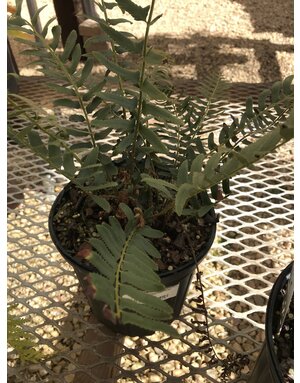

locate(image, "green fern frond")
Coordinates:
86 210 176 335
163 73 230 165
218 76 294 160
173 78 294 216
8 309 44 363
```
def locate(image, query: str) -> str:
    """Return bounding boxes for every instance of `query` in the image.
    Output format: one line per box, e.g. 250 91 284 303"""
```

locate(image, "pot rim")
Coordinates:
48 182 217 277
265 261 294 381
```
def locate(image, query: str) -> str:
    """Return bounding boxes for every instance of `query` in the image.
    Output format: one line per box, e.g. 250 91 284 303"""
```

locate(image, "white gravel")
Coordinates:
9 0 293 83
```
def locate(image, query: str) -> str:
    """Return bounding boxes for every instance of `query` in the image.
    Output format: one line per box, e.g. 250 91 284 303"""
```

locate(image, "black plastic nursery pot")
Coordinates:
248 262 294 383
48 183 217 336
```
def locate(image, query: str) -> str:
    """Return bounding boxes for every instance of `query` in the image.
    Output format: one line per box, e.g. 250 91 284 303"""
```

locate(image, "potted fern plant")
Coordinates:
8 0 294 337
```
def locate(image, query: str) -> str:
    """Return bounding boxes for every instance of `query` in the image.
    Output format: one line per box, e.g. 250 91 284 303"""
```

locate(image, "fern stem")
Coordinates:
190 77 223 143
100 0 127 120
131 0 156 160
115 227 137 320
172 101 184 168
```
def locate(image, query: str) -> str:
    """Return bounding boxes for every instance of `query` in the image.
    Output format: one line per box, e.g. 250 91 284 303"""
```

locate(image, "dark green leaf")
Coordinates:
115 0 150 21
81 181 118 192
98 20 143 53
142 177 174 199
63 152 77 177
9 16 27 27
83 79 107 101
98 91 137 110
47 83 76 96
139 125 168 154
145 48 166 65
195 138 206 154
199 204 215 217
123 272 162 291
119 203 135 221
208 132 217 150
60 30 77 62
204 152 221 176
92 118 134 130
93 52 140 83
120 285 173 315
271 81 282 103
92 196 111 212
245 97 254 117
258 89 271 111
86 96 102 114
53 98 80 109
66 127 89 137
210 184 218 200
177 160 189 186
192 171 206 188
49 25 61 50
127 246 158 270
85 150 101 169
219 124 229 144
48 142 62 168
139 226 164 239
28 131 46 156
121 298 171 320
114 134 134 153
93 105 113 119
282 75 294 95
42 16 56 37
150 13 163 25
141 78 168 101
191 154 205 173
104 1 118 9
84 35 108 49
95 128 112 140
142 101 184 125
107 18 132 25
20 49 49 57
89 239 115 268
69 114 85 122
32 5 47 27
222 178 231 195
78 57 94 86
70 142 93 150
134 234 161 258
68 43 82 74
90 273 115 310
175 183 198 216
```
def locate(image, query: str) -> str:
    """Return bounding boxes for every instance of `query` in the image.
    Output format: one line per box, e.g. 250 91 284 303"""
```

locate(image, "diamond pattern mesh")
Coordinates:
8 77 293 383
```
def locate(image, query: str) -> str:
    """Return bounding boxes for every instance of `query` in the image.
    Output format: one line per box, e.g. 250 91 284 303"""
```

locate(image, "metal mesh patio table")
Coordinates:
8 76 293 383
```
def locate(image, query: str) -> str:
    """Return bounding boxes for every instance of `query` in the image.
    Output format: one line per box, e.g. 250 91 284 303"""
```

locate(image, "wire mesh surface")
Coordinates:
8 76 293 383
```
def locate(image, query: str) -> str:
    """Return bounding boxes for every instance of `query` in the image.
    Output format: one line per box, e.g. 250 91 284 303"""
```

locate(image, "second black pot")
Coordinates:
248 262 294 383
48 183 217 336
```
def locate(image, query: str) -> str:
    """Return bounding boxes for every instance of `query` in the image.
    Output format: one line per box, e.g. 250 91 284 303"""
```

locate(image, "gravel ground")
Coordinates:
9 0 294 83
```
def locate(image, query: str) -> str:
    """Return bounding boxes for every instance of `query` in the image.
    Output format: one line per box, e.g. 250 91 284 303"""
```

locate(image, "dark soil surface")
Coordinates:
52 185 217 271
